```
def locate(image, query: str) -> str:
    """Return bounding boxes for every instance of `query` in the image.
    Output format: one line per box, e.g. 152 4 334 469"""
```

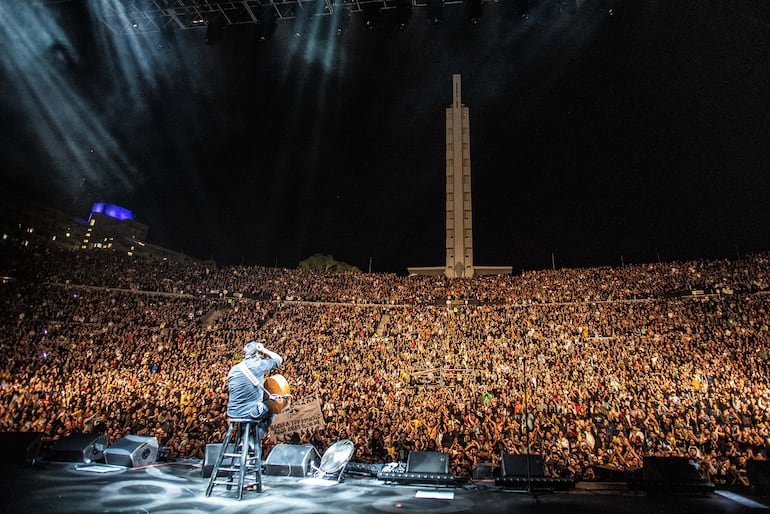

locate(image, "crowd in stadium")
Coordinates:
1 244 769 486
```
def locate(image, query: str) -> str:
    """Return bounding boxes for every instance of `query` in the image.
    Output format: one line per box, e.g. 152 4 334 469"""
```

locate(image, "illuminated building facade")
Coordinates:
82 203 148 253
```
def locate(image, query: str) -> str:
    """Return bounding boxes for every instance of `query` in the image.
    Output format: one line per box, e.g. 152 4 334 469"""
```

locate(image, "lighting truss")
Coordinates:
91 0 493 35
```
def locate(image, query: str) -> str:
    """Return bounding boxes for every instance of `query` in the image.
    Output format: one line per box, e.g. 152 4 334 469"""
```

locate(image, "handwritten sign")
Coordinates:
270 395 325 438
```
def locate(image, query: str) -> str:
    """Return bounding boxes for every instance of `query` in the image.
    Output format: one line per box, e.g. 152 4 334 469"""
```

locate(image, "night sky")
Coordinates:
2 0 769 274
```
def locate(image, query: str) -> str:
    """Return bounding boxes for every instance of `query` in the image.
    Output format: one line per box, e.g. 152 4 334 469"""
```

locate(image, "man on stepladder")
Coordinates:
227 340 283 450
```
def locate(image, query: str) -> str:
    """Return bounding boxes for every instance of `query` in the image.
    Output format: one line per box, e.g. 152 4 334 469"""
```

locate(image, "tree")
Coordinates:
298 254 360 273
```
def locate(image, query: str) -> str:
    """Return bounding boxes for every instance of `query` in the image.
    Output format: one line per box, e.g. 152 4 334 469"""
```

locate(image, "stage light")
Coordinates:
465 0 482 24
292 3 314 38
514 0 530 18
362 3 381 31
335 7 351 38
587 0 617 15
257 7 277 42
395 0 412 30
310 0 328 17
426 0 444 25
204 15 224 45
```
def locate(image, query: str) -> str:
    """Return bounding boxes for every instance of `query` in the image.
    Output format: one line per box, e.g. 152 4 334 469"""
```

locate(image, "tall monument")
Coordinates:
445 74 474 278
408 74 511 278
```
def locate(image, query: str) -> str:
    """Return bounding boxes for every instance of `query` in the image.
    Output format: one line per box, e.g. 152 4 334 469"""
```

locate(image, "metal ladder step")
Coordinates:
205 420 263 499
215 465 260 473
221 452 259 459
213 477 257 485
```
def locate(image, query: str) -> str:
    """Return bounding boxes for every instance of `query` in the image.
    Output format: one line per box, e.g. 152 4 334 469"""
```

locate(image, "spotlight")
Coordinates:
426 0 443 25
465 0 482 24
257 8 277 42
293 5 312 37
310 0 327 17
362 3 381 31
588 0 615 15
204 15 224 45
514 0 530 18
335 7 351 38
395 0 412 30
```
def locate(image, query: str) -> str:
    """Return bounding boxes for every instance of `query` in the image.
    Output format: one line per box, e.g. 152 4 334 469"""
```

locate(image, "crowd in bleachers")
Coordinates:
1 243 769 486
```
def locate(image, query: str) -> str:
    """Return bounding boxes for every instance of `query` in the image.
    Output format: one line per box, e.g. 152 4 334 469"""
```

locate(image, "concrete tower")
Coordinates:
445 74 474 278
407 75 510 279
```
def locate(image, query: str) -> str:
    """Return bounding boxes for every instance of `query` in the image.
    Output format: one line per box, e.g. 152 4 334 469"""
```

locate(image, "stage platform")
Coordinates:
0 460 768 514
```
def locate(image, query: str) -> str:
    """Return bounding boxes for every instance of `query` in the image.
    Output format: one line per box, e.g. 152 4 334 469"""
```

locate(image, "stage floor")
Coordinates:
0 460 768 514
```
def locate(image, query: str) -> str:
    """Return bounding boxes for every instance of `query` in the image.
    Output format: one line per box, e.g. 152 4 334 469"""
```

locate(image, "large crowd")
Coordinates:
1 243 769 486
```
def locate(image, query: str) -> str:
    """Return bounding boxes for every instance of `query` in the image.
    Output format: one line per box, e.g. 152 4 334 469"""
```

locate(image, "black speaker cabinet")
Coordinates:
0 432 44 463
593 465 627 481
474 462 501 479
49 433 107 463
406 451 449 474
201 443 236 478
629 456 714 493
747 459 770 494
501 454 545 477
263 444 318 477
104 435 158 467
641 456 702 482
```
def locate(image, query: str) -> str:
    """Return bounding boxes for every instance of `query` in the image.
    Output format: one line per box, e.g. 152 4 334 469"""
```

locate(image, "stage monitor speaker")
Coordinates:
406 451 449 474
49 433 107 463
474 462 501 480
641 456 702 482
501 454 545 477
747 460 770 494
104 435 158 467
0 432 44 463
263 444 318 477
593 465 627 482
201 443 235 478
629 456 714 493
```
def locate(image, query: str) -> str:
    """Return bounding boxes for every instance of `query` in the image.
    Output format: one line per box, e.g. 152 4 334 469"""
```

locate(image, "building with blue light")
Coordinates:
1 195 201 263
82 202 148 253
